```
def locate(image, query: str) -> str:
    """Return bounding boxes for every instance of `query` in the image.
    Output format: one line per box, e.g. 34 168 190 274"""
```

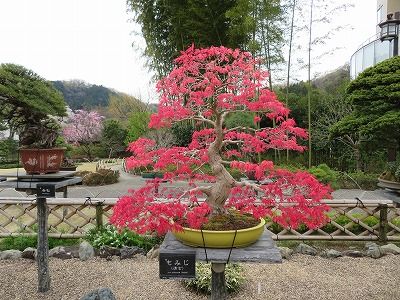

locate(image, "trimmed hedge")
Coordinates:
76 168 119 186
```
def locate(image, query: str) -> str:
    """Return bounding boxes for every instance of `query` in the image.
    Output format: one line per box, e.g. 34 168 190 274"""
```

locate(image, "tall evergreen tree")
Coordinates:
0 63 66 134
331 56 400 162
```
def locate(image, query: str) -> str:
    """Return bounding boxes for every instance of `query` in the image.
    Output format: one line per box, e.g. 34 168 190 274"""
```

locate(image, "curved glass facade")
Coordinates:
350 37 398 79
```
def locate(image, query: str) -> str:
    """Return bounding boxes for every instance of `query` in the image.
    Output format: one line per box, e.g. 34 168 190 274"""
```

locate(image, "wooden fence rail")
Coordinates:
0 197 399 241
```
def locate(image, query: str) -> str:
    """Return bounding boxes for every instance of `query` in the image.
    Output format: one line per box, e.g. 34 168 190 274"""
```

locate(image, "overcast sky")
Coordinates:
0 0 377 103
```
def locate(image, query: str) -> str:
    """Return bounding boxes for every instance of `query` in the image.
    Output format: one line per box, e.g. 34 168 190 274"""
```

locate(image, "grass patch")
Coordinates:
0 236 79 251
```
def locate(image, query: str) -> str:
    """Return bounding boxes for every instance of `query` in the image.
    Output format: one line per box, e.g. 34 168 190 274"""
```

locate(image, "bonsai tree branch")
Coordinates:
235 180 266 194
178 186 213 201
225 126 257 133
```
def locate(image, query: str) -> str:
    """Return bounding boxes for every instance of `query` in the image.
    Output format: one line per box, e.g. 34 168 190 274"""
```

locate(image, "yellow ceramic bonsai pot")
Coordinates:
172 218 265 248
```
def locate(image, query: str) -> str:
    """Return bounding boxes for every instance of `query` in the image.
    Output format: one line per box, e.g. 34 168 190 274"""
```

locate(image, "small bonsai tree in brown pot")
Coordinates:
0 63 67 174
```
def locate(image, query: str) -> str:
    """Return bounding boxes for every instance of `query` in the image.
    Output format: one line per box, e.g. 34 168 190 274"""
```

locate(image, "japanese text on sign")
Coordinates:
159 251 196 279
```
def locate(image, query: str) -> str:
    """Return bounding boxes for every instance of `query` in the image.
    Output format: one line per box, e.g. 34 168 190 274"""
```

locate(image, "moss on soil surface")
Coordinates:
201 210 260 231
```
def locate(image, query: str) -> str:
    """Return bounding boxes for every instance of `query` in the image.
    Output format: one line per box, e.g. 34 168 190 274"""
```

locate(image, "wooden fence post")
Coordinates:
37 197 51 292
96 203 103 228
379 204 388 244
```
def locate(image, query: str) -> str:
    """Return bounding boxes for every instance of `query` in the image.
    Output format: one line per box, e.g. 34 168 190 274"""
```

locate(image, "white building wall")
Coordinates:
376 0 400 33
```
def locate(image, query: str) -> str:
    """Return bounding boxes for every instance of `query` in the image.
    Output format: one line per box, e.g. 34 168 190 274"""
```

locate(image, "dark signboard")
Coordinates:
37 184 56 198
159 250 196 279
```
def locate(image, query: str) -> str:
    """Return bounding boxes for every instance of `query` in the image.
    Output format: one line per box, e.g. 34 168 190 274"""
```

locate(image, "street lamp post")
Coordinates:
379 13 400 56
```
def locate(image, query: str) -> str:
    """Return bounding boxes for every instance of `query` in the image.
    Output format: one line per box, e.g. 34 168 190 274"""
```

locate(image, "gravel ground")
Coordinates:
0 255 399 300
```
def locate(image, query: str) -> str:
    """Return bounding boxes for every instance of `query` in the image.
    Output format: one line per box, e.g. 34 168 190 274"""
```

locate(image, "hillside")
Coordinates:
313 64 350 93
52 80 117 110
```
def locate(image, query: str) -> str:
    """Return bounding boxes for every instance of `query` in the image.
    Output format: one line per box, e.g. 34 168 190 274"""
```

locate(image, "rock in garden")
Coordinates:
365 242 382 259
49 246 73 259
342 250 364 258
21 247 36 260
278 247 293 259
325 249 342 258
0 250 22 260
120 246 143 259
79 241 95 261
99 246 120 258
65 245 80 258
80 287 116 300
294 243 317 256
380 243 400 255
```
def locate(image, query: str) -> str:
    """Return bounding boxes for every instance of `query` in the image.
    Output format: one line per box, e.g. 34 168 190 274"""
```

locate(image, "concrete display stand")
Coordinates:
160 230 282 299
0 171 81 197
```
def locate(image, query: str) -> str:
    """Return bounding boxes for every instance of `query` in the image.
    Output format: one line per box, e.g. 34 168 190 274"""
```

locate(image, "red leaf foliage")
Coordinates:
111 46 331 236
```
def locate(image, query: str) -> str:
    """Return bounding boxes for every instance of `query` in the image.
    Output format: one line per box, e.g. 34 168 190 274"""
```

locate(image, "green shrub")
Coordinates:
76 168 120 186
351 216 379 234
267 213 381 235
392 217 400 227
171 122 194 147
0 139 18 162
0 161 21 169
0 236 78 251
84 225 162 251
184 263 244 295
337 172 379 190
264 218 284 234
308 164 339 189
322 214 379 234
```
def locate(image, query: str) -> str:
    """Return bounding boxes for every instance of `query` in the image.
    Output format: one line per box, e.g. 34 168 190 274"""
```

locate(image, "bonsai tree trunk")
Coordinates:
206 112 236 215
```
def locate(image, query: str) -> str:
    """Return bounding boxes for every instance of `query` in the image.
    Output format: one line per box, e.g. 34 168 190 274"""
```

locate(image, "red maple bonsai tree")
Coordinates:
111 46 331 235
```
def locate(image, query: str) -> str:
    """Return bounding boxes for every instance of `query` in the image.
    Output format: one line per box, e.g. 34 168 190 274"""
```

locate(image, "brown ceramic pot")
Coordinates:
19 148 65 174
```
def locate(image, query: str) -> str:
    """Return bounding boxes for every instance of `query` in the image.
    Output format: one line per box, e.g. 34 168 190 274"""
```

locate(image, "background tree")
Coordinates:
0 138 18 163
126 111 151 143
62 110 104 161
331 56 400 163
0 118 8 139
310 65 365 171
127 0 249 78
226 0 285 86
101 120 128 158
274 65 371 171
0 63 66 146
171 122 194 147
107 93 147 124
281 0 352 167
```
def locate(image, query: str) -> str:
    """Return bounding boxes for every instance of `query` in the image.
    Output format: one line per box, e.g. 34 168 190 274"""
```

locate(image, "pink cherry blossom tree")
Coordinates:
62 109 104 161
111 46 331 235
